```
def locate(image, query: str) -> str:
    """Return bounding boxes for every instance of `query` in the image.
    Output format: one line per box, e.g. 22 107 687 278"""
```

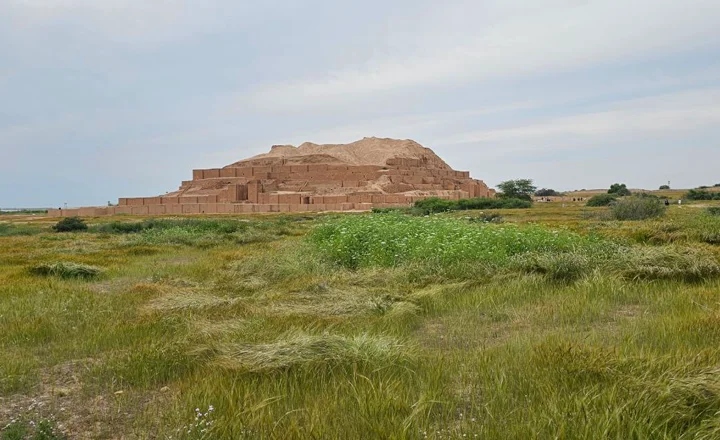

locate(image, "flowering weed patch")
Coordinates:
308 214 609 271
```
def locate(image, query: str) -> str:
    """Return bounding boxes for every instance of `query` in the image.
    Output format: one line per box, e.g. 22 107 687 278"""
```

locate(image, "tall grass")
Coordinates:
0 223 41 236
308 214 606 271
3 209 720 439
91 218 294 247
413 196 531 214
610 196 667 220
29 262 104 279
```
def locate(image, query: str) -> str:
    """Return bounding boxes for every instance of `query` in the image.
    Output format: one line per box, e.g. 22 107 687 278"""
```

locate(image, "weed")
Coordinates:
29 262 103 279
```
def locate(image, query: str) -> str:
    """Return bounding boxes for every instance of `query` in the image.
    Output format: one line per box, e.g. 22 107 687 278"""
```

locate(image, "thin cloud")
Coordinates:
246 0 720 111
438 88 720 149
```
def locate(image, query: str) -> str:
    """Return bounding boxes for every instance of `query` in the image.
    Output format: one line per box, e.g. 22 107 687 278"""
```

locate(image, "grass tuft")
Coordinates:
29 262 104 279
210 332 412 372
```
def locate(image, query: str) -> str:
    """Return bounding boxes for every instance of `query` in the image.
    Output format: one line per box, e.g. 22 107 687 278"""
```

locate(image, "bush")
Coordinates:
30 262 104 279
659 185 670 190
707 207 720 216
53 216 88 232
535 188 562 197
413 197 531 215
608 183 631 196
610 196 666 220
686 189 720 201
586 194 618 207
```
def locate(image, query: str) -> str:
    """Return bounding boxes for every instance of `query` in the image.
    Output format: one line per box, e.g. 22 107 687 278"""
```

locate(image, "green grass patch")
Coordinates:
413 197 531 214
0 223 42 237
29 262 104 279
309 213 607 272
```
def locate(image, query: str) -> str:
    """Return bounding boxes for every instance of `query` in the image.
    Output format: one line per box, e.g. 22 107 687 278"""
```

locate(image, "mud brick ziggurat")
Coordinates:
49 137 495 217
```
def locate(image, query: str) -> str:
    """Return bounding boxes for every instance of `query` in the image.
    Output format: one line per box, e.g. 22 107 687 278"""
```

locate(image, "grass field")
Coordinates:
2 201 720 439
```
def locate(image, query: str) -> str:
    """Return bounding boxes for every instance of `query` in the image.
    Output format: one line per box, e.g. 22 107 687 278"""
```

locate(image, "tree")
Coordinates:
608 183 631 196
586 194 618 207
659 185 670 190
497 179 536 201
535 188 562 197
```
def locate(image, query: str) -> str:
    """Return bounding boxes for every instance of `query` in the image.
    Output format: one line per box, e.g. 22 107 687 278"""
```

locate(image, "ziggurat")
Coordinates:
49 138 494 217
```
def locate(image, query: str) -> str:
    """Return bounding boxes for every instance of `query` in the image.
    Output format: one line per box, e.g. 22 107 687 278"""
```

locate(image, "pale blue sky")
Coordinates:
1 0 719 207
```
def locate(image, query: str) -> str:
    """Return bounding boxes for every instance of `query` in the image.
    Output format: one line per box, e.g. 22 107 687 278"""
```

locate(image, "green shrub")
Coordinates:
707 207 720 216
456 197 531 210
53 216 88 232
413 197 531 214
686 189 720 201
610 196 666 220
413 197 457 214
659 185 670 190
29 262 104 279
586 194 618 207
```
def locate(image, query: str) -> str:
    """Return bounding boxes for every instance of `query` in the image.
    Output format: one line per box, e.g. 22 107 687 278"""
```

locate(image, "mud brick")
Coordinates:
252 166 272 176
355 203 373 211
215 203 231 214
118 198 129 206
180 196 198 204
290 165 309 173
193 170 204 180
182 204 200 214
114 206 132 215
248 181 260 203
340 203 354 211
236 167 253 178
371 195 386 204
131 206 150 215
403 176 424 185
220 168 237 178
307 164 328 172
233 204 251 213
148 205 166 215
200 168 218 179
161 197 179 205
